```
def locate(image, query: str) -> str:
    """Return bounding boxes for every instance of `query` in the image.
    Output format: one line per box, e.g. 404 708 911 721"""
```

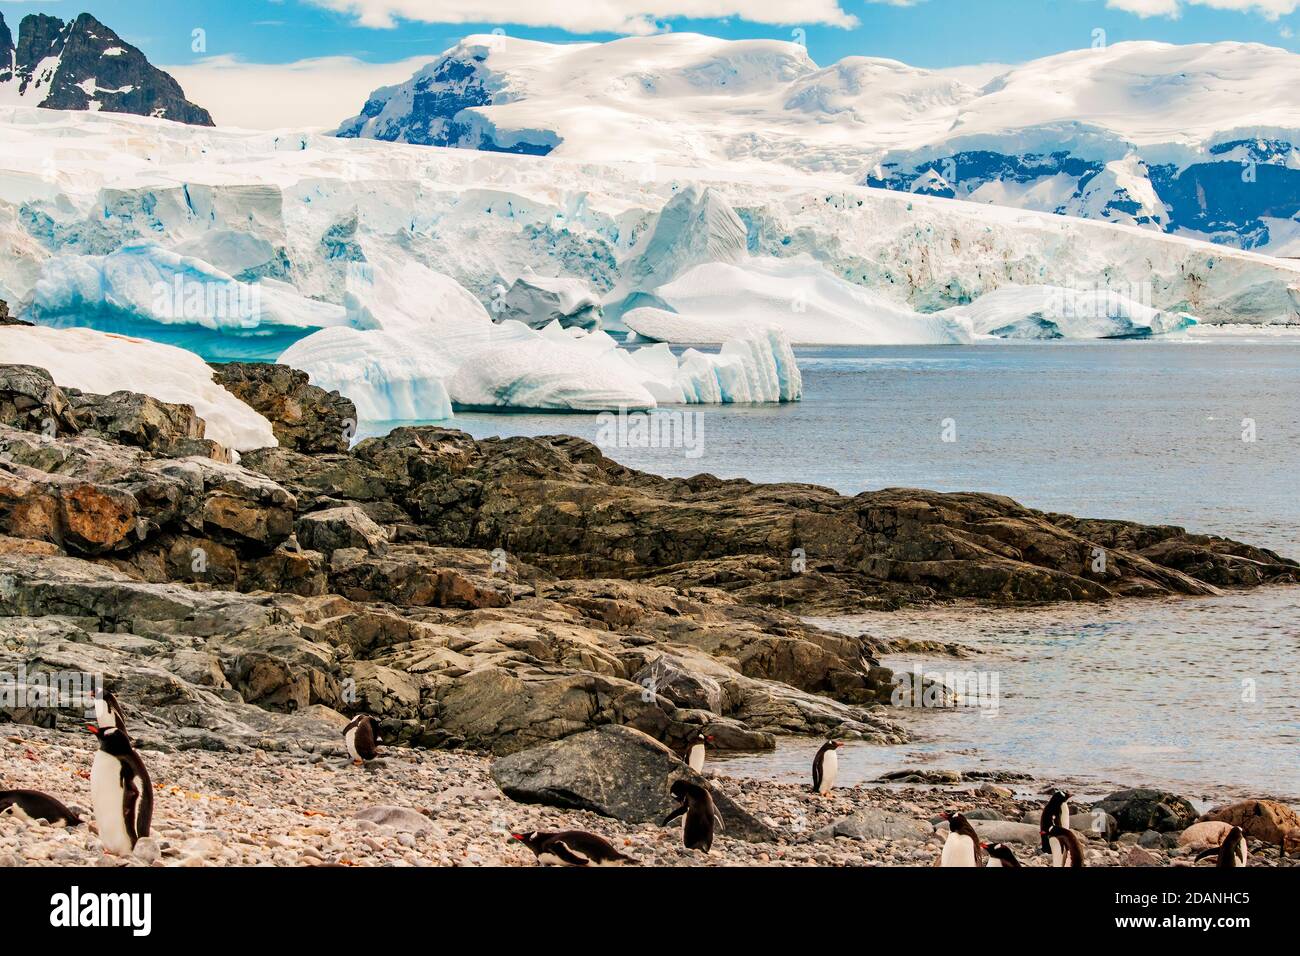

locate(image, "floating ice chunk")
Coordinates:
0 325 276 451
941 285 1199 339
625 256 973 346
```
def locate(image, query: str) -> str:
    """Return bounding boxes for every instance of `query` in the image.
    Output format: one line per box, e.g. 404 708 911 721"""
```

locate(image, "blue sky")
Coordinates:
2 0 1297 127
2 0 1296 66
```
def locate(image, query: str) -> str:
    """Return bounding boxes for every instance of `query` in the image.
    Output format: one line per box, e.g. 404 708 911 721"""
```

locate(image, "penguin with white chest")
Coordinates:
684 732 713 773
811 740 842 796
0 790 83 827
1196 826 1249 867
663 779 724 853
1039 789 1071 854
343 714 380 764
511 830 636 866
1047 824 1085 867
938 810 983 867
88 720 153 856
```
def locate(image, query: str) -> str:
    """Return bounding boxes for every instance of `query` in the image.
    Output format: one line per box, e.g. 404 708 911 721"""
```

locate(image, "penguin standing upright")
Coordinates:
0 790 83 827
983 842 1022 867
343 715 380 764
938 810 983 867
1039 789 1071 854
663 779 724 853
88 720 152 856
810 740 842 796
511 830 636 867
1196 826 1249 868
684 732 713 773
1047 824 1085 867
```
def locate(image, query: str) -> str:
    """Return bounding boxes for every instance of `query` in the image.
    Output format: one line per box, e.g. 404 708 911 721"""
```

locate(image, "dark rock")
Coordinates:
296 505 388 556
0 12 212 125
211 363 356 454
0 300 32 326
1095 788 1198 833
631 654 723 714
0 365 79 436
490 724 778 842
65 388 225 460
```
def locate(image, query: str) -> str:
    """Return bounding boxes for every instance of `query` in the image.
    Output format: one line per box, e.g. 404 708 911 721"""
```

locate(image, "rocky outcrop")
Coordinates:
1095 788 1198 833
489 724 777 842
1202 799 1300 847
211 364 356 454
2 368 1296 762
0 300 31 326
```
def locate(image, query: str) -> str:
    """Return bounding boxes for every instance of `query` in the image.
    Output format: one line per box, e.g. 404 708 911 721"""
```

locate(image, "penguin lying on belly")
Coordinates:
0 790 83 828
511 830 636 866
663 779 724 853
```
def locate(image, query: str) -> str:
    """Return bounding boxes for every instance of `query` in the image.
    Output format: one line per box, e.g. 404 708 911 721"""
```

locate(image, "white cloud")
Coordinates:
165 55 432 130
301 0 857 33
1107 0 1300 19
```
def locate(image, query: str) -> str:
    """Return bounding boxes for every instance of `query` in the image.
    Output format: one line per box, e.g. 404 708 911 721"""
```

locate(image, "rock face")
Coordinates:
1203 800 1300 847
2 366 1296 762
211 364 356 454
0 300 31 326
0 12 212 126
489 725 777 842
1095 788 1199 834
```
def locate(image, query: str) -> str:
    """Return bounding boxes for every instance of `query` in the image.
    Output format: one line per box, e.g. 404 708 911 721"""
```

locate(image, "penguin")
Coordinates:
1047 824 1085 867
511 830 636 867
95 689 131 740
663 779 724 853
1195 826 1249 868
344 714 380 764
0 790 83 827
810 740 842 796
88 720 153 856
938 810 982 867
684 732 713 773
982 842 1022 867
1039 789 1071 854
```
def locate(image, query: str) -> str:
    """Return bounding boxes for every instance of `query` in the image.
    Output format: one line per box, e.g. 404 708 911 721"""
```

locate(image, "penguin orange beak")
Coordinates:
85 724 99 734
509 833 524 841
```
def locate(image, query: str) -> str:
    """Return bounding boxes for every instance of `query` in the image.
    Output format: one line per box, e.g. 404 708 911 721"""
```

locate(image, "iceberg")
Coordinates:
0 324 276 451
27 242 352 361
492 275 603 331
942 285 1198 340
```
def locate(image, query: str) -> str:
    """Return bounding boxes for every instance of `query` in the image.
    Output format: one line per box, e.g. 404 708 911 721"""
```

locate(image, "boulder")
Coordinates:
1124 846 1162 867
65 388 224 460
964 820 1043 845
1180 821 1234 848
352 806 431 832
0 365 79 436
493 275 602 331
490 724 777 842
211 363 356 454
296 505 389 556
631 654 723 714
813 808 932 843
1202 799 1300 846
1094 788 1198 833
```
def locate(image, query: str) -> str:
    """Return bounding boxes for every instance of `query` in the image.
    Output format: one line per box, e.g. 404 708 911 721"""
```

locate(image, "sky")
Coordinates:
1 0 1298 127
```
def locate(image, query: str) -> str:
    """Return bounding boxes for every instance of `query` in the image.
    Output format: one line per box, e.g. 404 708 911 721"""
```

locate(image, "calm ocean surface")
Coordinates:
365 331 1300 797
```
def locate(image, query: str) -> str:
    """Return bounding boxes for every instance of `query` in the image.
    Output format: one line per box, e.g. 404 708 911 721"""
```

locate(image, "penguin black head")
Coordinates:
826 740 842 750
87 723 133 758
983 842 1021 865
510 831 550 853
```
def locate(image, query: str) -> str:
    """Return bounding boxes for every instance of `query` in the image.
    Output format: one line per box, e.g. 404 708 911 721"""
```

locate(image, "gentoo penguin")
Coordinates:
811 740 842 795
1196 826 1249 868
0 790 83 827
343 714 380 764
1047 824 1085 867
95 689 131 739
983 842 1022 867
511 830 636 867
663 779 724 853
1039 789 1071 854
88 720 153 856
938 810 983 867
684 732 713 773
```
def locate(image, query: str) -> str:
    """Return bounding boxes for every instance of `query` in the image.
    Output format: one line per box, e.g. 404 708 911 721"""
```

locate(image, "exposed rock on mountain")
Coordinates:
0 12 212 126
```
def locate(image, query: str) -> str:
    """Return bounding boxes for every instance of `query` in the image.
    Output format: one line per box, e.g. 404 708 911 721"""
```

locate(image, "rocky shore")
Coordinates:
2 359 1297 866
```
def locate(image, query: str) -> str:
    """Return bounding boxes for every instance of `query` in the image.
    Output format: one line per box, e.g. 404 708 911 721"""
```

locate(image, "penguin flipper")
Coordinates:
127 751 153 838
1193 846 1219 863
662 804 686 827
121 768 140 848
541 838 591 867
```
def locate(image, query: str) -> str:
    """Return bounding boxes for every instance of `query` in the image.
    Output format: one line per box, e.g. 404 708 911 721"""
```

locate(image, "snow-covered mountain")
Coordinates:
0 11 211 126
335 34 1300 255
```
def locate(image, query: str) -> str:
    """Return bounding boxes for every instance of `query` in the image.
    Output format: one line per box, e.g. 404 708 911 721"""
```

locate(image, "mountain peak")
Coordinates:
0 9 213 126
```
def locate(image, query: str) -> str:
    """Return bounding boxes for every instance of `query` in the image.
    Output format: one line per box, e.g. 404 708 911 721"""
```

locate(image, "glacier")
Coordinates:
0 324 276 451
334 33 1300 254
